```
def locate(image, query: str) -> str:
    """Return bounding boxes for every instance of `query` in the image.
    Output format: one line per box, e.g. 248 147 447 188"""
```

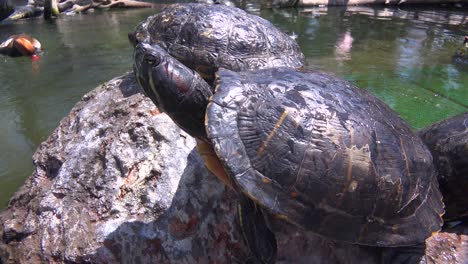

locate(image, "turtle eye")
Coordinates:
145 54 161 66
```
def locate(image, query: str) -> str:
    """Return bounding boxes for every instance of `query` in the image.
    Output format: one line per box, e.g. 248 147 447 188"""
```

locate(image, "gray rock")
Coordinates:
0 0 14 21
0 73 249 263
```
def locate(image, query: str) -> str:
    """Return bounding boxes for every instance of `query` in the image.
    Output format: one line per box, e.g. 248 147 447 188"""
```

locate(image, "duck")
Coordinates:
0 34 41 59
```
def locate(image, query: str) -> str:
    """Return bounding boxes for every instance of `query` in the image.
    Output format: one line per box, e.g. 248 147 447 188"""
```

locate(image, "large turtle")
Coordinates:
128 3 304 83
419 112 468 221
133 43 444 262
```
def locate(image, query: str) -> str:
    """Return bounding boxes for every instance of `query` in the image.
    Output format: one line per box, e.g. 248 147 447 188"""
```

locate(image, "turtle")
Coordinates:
0 34 41 59
453 36 468 64
418 112 468 221
128 3 304 84
133 42 445 262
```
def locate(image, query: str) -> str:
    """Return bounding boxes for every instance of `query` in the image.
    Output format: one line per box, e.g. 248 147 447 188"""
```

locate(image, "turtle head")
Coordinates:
134 42 213 140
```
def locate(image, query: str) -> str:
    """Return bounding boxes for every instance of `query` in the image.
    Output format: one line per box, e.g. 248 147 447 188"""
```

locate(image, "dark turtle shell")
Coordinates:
206 68 444 247
129 3 304 81
419 112 468 221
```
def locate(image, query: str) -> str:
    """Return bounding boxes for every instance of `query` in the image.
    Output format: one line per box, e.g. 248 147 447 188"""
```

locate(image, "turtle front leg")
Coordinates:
196 140 234 189
196 140 277 263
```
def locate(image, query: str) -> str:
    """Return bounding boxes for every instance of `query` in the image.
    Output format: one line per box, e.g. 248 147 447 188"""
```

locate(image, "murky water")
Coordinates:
0 5 467 209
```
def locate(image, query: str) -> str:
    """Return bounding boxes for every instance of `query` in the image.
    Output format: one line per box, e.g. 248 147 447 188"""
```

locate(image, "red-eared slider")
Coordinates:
419 112 468 221
134 43 444 262
128 3 304 82
0 34 41 59
453 36 468 64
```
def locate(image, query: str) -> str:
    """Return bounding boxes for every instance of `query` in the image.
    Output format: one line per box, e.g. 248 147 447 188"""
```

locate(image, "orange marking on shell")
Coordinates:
261 177 272 184
290 191 298 198
337 127 355 207
13 38 35 56
275 214 290 221
257 110 288 156
345 128 355 186
399 137 411 177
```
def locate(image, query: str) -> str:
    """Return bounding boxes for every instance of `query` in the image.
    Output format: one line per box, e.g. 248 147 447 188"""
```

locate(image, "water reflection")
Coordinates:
259 6 468 125
0 6 467 209
334 31 353 61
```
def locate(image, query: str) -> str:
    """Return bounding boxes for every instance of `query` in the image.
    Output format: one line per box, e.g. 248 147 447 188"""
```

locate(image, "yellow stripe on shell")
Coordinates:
257 110 288 156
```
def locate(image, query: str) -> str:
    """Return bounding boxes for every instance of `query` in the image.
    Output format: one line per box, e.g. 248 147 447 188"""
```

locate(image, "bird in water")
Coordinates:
0 34 41 60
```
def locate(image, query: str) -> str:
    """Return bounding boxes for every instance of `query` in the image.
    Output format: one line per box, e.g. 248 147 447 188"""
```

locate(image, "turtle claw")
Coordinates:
238 195 277 264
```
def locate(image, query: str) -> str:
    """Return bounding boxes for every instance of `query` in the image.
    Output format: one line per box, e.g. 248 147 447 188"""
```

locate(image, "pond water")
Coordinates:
0 4 467 209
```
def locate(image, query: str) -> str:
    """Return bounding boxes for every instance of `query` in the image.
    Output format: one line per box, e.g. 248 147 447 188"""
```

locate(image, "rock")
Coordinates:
0 0 14 21
273 219 467 264
425 224 468 264
0 73 249 263
0 73 466 263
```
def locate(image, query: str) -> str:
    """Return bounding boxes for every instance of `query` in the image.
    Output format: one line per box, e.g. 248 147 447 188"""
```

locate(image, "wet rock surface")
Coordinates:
0 73 466 263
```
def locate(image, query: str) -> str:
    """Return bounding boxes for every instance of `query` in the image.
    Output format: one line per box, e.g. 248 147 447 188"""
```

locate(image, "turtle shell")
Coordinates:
206 68 444 247
419 112 468 221
129 3 304 80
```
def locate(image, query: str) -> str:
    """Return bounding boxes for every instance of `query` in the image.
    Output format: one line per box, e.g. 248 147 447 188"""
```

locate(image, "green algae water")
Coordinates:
0 5 467 209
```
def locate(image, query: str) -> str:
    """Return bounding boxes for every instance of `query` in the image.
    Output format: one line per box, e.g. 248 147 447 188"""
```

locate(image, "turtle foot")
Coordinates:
238 195 277 264
381 244 426 264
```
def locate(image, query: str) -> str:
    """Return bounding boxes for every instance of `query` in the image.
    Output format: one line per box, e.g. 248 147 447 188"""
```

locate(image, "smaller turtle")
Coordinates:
453 36 468 64
419 112 468 221
134 43 444 263
0 34 41 60
128 3 304 83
